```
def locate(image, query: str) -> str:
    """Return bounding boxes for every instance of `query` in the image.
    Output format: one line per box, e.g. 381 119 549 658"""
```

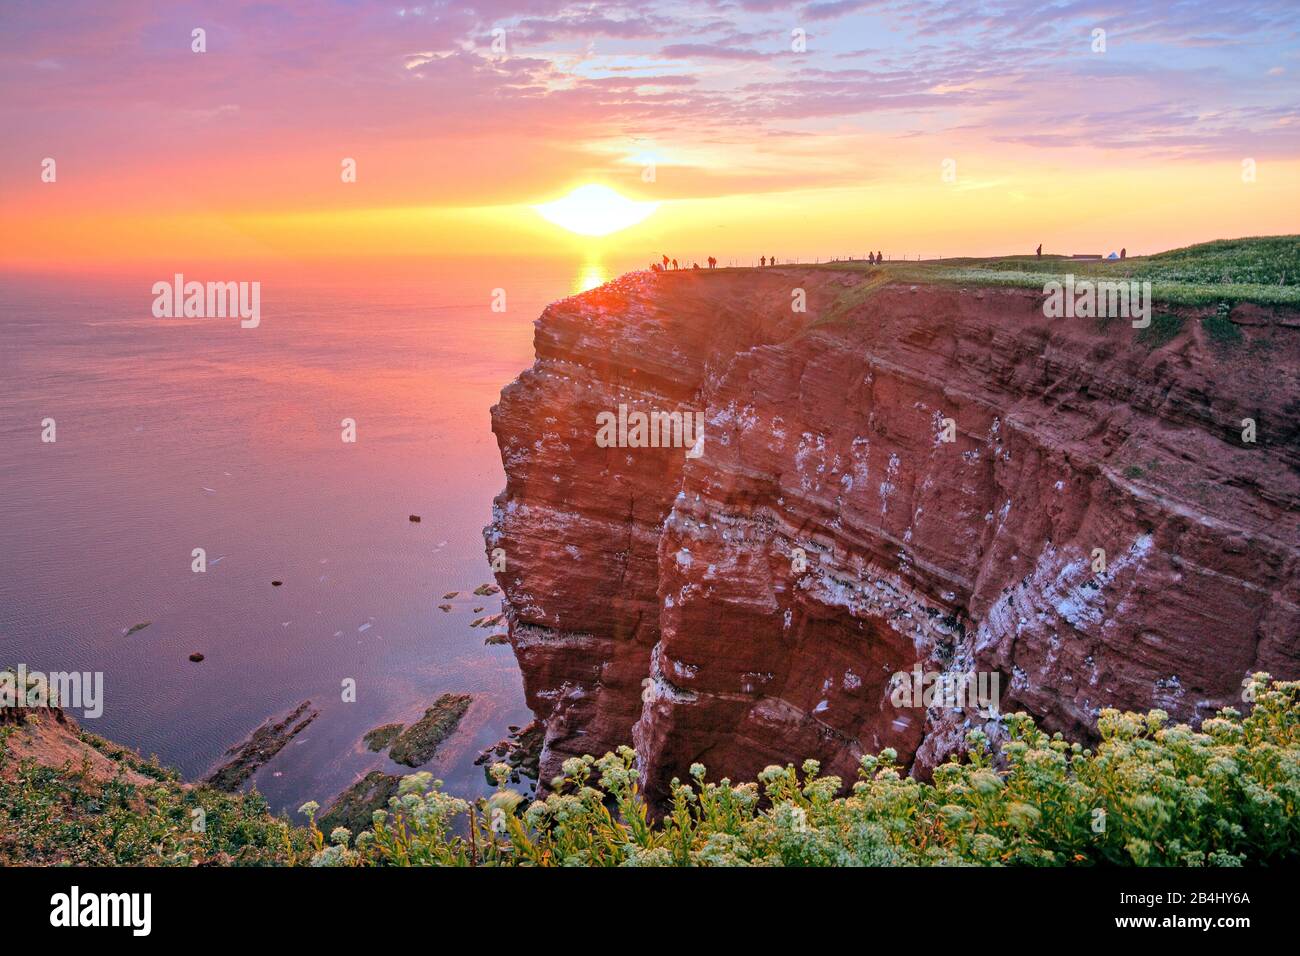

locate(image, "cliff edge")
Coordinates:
487 245 1300 801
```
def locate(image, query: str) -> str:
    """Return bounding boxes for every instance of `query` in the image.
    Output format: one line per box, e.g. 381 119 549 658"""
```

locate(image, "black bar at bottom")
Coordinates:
0 865 1277 942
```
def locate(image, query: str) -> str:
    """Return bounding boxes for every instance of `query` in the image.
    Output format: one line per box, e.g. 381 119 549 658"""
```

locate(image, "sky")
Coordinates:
2 0 1298 270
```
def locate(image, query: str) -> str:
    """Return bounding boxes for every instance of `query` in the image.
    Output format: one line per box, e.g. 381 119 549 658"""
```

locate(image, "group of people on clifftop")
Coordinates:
647 245 1132 273
652 254 716 271
650 251 898 271
650 254 782 271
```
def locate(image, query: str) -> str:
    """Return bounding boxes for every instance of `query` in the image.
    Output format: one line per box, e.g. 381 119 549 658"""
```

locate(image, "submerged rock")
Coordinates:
188 652 205 663
474 720 543 786
388 693 473 767
123 621 151 636
363 722 404 753
318 771 401 834
205 700 319 791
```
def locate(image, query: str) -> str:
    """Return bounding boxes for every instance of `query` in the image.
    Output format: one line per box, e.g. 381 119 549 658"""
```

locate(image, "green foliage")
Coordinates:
1136 312 1185 348
8 677 1297 867
1135 236 1299 287
811 237 1300 308
330 676 1299 867
1202 304 1244 348
77 730 176 782
0 727 310 866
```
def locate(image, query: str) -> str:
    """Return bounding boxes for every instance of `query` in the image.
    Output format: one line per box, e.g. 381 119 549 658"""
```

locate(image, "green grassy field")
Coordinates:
811 235 1300 308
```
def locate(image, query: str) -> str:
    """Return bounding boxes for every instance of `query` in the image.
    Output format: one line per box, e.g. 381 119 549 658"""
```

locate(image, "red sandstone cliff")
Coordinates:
487 268 1300 799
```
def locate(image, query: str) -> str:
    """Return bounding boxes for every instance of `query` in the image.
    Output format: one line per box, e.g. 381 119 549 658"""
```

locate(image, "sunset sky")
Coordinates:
3 0 1298 270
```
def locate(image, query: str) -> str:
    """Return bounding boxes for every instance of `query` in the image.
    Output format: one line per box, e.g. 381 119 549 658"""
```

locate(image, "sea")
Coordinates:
0 256 630 814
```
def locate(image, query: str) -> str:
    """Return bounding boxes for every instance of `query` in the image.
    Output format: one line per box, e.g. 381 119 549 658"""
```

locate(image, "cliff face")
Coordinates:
487 268 1300 799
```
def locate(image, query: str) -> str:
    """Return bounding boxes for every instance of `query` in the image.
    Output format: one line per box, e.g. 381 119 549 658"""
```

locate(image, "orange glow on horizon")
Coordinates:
4 160 1298 273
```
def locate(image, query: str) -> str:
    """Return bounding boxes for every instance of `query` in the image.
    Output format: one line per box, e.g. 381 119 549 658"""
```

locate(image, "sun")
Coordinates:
533 184 659 237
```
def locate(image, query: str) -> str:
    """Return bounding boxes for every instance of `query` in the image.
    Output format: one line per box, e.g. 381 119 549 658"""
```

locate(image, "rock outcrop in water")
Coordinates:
206 700 319 791
387 693 473 767
487 267 1300 801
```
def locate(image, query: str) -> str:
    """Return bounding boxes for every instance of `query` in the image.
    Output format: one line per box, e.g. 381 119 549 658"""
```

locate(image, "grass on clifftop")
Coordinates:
5 676 1296 866
814 235 1300 308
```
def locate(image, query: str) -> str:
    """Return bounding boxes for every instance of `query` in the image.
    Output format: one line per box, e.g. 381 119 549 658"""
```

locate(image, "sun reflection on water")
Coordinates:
572 262 609 294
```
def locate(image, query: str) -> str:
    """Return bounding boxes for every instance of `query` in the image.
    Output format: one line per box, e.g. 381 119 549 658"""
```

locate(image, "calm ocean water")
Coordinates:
0 258 623 814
